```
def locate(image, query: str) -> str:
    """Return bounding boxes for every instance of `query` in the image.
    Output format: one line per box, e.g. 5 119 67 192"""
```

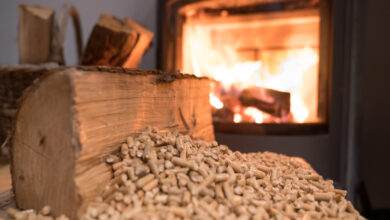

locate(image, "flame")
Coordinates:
243 107 264 123
183 16 320 124
233 113 242 123
209 93 224 109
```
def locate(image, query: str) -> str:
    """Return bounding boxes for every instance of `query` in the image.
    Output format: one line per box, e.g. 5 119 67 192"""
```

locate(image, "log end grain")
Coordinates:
11 70 78 218
81 14 138 66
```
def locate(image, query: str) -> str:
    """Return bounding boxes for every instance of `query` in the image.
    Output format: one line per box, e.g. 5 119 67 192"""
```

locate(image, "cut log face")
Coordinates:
12 70 77 217
18 5 54 64
11 67 213 218
82 14 145 67
81 14 138 66
239 87 291 117
82 14 153 68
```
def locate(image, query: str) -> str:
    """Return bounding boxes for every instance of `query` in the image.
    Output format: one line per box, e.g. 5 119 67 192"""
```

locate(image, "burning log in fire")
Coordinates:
239 87 290 118
211 85 292 124
182 9 321 124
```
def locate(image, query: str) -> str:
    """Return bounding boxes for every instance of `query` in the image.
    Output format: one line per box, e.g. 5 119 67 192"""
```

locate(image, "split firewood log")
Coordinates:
82 14 153 68
10 67 213 218
18 5 54 64
122 18 154 68
18 4 82 65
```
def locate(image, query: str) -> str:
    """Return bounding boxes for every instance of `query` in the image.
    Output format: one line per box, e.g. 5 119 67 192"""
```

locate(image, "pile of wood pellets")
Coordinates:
6 206 68 220
79 128 363 220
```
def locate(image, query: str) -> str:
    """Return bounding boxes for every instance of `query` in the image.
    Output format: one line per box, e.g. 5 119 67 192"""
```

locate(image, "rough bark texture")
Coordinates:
0 190 14 219
11 67 213 218
0 64 58 164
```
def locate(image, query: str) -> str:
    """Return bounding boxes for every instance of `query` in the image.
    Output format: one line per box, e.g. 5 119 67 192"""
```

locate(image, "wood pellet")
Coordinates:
6 128 363 220
80 127 363 220
6 206 68 220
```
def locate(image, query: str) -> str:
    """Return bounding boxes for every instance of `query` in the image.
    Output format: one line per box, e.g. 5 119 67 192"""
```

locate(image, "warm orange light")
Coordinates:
209 93 224 110
233 113 242 123
182 12 320 124
243 107 264 124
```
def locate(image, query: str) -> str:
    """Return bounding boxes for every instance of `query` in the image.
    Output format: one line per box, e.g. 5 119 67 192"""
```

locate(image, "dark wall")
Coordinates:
358 0 390 209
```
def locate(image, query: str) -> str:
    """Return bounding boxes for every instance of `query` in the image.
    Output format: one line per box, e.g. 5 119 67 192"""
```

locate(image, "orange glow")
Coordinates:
209 93 224 110
182 11 320 123
243 107 264 124
233 113 242 123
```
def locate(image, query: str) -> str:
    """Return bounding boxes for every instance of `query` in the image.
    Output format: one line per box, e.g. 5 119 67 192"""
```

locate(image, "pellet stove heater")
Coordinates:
159 0 332 135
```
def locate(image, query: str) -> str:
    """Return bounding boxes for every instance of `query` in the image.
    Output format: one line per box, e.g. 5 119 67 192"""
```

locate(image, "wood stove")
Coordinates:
159 0 331 135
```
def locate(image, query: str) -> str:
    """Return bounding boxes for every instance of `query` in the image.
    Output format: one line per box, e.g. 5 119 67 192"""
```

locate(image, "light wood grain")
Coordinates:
123 18 154 68
18 5 54 64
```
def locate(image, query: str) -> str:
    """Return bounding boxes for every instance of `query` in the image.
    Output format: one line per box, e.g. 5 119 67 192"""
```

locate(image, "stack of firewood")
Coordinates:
18 4 153 67
0 4 154 163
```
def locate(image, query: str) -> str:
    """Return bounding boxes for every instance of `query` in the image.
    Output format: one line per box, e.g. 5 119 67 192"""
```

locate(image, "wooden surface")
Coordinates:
18 5 54 64
11 67 213 218
12 69 78 218
123 18 154 68
81 14 138 67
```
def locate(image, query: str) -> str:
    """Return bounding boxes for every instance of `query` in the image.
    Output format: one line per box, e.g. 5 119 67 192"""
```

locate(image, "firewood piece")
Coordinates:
81 14 138 66
18 5 54 64
11 67 214 219
239 87 290 117
123 18 154 68
0 64 58 163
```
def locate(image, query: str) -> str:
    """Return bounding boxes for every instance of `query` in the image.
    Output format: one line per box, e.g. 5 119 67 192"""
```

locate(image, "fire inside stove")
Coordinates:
181 8 322 124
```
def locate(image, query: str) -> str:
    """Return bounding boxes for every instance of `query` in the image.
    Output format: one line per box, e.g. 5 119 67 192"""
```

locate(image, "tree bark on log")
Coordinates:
10 67 213 218
0 64 59 164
